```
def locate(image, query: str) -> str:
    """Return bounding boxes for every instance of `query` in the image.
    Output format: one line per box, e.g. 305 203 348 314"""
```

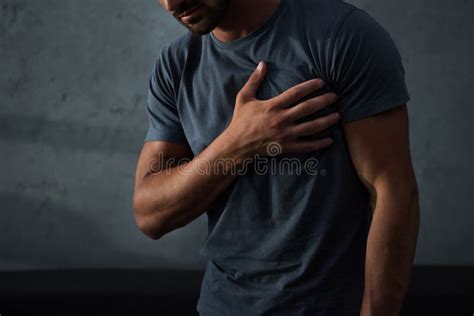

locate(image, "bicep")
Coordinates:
134 140 193 189
342 103 416 194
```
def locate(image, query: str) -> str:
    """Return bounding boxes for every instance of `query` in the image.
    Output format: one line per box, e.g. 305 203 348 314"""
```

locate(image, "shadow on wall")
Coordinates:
0 192 197 270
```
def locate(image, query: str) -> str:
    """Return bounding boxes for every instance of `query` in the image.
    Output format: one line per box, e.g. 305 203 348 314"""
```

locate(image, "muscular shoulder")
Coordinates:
289 0 356 37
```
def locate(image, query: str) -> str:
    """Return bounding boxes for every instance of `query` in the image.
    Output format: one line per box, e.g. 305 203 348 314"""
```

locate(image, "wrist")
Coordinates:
212 127 253 167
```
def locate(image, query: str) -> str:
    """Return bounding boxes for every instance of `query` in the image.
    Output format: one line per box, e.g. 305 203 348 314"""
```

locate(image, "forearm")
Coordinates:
134 129 250 239
361 181 420 316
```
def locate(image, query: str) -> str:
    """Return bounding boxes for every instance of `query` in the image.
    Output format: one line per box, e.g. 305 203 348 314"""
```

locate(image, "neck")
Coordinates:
212 0 280 42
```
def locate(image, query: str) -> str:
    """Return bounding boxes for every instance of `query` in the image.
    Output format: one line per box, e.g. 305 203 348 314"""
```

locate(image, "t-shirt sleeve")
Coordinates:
330 7 410 123
144 49 188 143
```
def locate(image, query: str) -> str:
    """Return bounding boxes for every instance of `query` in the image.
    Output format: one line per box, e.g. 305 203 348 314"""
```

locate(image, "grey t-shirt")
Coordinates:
144 0 410 314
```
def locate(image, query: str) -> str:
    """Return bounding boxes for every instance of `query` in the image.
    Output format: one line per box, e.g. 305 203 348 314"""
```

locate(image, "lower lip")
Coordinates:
180 5 202 23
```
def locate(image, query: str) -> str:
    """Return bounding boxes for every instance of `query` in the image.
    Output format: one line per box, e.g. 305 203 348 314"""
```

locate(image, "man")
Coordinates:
133 0 420 315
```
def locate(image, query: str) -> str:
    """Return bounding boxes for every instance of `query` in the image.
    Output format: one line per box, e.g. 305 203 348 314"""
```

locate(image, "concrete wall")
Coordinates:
0 0 472 271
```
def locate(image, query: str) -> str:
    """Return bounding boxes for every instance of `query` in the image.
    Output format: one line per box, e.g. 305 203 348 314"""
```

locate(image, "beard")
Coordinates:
173 0 229 36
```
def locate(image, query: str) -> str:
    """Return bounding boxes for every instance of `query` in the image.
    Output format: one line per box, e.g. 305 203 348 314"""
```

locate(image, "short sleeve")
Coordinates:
330 8 410 123
144 50 187 143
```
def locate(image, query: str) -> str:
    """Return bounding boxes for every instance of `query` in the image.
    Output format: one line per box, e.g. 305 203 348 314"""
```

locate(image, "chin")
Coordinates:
182 18 220 36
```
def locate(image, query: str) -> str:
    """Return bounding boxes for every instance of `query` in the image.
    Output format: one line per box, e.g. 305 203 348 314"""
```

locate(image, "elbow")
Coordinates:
133 191 164 240
135 213 164 240
132 183 195 240
372 173 420 217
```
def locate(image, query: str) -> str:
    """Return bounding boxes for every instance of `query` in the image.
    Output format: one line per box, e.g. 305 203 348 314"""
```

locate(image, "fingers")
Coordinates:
270 78 325 109
282 137 334 153
289 112 341 137
239 61 267 101
284 92 338 122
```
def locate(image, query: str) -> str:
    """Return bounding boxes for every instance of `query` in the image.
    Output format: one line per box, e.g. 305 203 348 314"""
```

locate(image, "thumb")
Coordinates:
240 61 267 100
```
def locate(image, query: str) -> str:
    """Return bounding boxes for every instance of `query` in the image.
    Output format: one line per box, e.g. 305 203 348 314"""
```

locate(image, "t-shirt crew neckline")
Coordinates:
208 0 287 50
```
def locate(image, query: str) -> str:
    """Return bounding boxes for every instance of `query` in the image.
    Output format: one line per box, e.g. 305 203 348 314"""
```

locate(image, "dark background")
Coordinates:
1 0 473 315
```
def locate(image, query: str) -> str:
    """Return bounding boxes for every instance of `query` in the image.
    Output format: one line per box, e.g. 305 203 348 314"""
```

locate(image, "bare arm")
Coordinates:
133 133 245 240
133 61 341 240
342 104 420 315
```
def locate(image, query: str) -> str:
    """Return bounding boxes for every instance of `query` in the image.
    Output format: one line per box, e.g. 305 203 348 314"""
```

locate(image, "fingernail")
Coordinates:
312 79 323 87
257 61 263 72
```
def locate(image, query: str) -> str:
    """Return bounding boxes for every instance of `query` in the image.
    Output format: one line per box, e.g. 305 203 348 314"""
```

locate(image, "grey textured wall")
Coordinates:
0 0 472 271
